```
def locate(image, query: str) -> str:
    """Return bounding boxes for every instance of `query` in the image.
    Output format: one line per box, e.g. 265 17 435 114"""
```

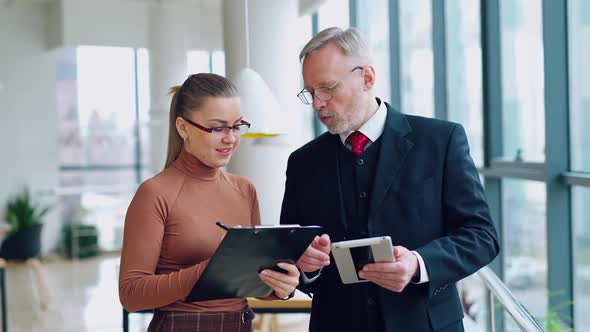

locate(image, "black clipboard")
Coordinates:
185 224 323 302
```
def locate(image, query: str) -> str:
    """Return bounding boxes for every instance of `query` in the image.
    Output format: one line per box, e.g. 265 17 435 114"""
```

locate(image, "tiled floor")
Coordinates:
0 253 485 332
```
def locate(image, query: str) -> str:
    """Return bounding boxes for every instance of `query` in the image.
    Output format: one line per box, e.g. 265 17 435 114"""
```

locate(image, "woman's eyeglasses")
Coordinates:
181 117 251 138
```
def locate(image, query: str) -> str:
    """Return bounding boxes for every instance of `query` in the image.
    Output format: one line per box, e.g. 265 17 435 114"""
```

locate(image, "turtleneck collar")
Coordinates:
172 148 220 180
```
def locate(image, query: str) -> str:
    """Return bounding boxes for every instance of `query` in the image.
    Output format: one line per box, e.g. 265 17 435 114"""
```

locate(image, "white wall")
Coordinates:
0 1 60 254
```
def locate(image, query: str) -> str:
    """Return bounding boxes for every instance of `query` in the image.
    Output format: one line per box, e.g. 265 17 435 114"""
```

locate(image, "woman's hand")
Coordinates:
258 262 300 299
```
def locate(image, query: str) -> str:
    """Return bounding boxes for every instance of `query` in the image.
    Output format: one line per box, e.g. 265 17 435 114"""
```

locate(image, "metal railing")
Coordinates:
477 266 546 332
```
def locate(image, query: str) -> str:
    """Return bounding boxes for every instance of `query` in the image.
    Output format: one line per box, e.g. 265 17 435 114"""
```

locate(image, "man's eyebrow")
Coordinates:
304 80 335 90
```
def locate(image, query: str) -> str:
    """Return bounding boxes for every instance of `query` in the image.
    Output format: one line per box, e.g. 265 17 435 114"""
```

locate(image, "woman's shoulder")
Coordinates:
221 171 257 199
135 166 185 201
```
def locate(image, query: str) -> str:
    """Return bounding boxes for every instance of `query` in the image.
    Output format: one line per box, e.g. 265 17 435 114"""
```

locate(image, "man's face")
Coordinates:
302 43 367 134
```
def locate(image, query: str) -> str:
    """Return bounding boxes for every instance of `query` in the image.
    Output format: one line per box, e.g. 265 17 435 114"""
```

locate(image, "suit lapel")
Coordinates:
368 104 414 221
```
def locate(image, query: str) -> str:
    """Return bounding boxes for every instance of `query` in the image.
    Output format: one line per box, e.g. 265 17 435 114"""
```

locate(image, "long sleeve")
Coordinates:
281 154 321 295
414 124 500 299
118 181 208 312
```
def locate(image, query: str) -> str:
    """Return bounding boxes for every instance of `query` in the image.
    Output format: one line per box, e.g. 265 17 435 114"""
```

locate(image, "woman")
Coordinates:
118 73 300 331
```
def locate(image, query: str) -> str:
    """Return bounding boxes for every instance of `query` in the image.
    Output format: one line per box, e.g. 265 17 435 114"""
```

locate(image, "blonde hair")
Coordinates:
165 73 239 169
299 27 372 63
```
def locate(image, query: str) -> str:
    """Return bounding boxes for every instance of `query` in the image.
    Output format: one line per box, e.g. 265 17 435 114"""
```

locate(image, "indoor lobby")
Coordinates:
1 0 589 331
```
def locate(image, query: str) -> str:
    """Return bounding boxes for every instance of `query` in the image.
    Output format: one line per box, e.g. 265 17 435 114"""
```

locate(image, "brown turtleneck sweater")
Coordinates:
119 148 260 313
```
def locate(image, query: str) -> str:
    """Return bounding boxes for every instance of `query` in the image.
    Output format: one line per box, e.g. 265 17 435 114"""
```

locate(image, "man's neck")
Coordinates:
354 96 379 130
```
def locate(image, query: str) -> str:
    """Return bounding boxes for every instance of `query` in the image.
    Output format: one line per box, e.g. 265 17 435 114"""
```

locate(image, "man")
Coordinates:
282 27 499 332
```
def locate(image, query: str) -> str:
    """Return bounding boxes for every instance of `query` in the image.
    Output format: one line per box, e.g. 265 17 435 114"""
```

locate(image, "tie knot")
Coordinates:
346 131 369 155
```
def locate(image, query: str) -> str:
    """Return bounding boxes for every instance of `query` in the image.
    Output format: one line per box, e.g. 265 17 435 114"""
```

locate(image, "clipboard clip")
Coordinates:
216 221 230 231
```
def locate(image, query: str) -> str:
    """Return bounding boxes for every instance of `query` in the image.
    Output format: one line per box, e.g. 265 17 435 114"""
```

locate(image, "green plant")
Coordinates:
538 292 573 332
4 188 50 233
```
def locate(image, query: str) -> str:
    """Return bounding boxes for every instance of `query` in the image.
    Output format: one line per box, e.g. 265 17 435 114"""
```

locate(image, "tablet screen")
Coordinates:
350 245 374 279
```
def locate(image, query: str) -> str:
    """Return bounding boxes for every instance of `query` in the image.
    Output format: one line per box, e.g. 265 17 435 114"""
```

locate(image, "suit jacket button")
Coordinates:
367 298 376 306
359 192 367 199
357 158 364 166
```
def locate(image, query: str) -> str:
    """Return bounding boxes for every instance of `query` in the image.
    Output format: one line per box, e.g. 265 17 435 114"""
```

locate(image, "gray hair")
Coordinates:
299 27 372 63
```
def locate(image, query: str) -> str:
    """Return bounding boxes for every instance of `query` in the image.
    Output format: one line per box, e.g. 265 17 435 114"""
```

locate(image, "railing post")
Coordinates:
489 289 496 332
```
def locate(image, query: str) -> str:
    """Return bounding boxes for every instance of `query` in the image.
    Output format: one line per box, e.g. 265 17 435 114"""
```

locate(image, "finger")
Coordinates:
298 255 329 267
277 263 300 277
358 271 405 284
303 246 331 261
260 276 292 296
317 234 331 247
260 268 299 286
259 272 297 292
361 262 397 273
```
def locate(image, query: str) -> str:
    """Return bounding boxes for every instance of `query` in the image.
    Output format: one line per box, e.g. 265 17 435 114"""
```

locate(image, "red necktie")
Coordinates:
346 131 369 155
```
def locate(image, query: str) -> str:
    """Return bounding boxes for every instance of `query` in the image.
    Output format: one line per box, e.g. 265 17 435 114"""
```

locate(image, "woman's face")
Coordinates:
177 96 243 169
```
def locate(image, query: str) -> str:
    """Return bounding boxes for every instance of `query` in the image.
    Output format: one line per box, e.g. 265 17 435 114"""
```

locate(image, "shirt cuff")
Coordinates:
411 251 429 284
301 268 323 284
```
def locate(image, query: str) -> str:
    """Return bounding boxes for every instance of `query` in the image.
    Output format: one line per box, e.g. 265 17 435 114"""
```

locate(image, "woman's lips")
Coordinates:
216 147 232 155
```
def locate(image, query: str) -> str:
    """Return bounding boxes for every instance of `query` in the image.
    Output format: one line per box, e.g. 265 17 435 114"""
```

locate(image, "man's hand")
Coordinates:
357 245 419 293
296 234 331 273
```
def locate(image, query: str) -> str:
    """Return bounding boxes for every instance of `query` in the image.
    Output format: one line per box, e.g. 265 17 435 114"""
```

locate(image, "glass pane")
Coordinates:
500 0 545 162
445 0 483 167
357 0 391 103
502 179 547 330
56 47 82 166
573 187 590 329
318 0 349 29
569 0 590 172
187 50 210 74
460 274 489 331
59 170 137 252
211 51 226 76
399 0 434 117
137 48 152 168
76 46 138 166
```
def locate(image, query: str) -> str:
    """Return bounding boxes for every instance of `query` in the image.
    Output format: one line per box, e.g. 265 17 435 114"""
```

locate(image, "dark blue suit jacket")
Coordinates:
280 104 499 332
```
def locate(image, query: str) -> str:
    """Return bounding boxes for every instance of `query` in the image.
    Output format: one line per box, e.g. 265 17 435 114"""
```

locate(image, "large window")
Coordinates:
568 1 590 327
445 0 483 166
357 0 391 103
502 180 548 329
569 0 590 172
187 50 226 76
56 46 150 252
399 0 434 117
500 0 545 162
573 187 590 329
318 0 349 29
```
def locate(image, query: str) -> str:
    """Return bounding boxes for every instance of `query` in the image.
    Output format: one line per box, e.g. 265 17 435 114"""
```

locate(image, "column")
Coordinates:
147 3 188 174
222 0 313 225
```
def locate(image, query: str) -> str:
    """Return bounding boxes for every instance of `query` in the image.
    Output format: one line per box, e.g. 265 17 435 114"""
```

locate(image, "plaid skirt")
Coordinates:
147 308 256 332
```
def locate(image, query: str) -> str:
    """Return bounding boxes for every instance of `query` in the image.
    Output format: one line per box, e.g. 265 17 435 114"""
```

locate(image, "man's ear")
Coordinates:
176 117 189 140
362 65 376 91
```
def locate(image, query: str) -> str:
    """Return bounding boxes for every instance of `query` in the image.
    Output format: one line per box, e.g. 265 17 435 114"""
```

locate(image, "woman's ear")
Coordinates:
176 117 189 140
362 65 376 91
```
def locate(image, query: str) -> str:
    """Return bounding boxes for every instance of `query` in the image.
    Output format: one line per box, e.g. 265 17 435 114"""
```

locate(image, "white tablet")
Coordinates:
331 236 394 284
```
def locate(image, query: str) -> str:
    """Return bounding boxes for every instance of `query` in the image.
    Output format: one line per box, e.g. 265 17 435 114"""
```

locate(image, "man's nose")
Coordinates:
313 96 327 110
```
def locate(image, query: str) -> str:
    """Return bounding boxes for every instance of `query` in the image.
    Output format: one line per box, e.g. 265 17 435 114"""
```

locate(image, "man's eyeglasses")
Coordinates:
181 117 251 138
297 66 364 105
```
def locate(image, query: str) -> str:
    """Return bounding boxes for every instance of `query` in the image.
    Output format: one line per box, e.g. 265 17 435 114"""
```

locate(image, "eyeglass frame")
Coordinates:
180 116 251 136
297 66 364 105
